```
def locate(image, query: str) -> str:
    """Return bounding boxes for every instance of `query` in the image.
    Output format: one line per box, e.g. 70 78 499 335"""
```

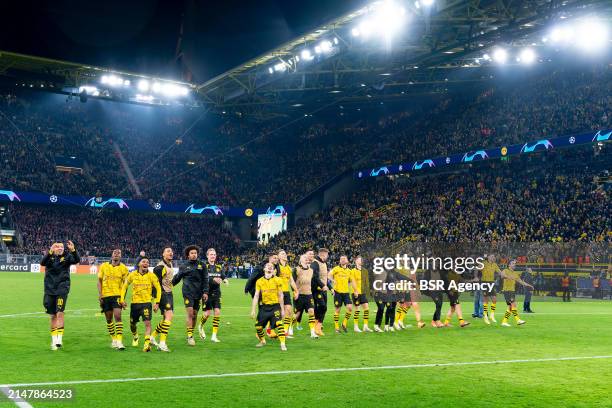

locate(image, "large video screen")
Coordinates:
257 212 287 244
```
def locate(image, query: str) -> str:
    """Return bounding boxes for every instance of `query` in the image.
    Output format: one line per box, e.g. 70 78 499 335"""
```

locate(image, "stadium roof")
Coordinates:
1 0 610 119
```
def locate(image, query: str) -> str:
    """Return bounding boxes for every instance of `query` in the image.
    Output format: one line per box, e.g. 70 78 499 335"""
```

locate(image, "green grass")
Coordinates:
1 272 611 407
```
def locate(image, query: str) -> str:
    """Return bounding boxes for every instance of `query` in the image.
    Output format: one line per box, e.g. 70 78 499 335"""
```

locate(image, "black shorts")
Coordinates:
183 296 201 310
351 294 368 306
130 303 152 323
256 304 282 328
482 283 496 297
204 294 221 311
43 294 68 315
333 292 352 307
283 292 292 306
503 291 516 305
160 293 174 314
446 289 460 306
101 296 120 312
294 294 315 313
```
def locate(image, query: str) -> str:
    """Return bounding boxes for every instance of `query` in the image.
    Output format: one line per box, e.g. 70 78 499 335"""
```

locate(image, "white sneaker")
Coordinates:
116 341 125 350
187 336 196 346
149 336 158 347
158 342 171 352
280 343 287 351
490 314 497 323
374 325 383 333
517 319 526 325
384 325 390 332
198 325 206 339
501 322 511 327
288 327 294 336
51 342 58 351
310 331 319 339
56 336 63 348
111 339 118 349
295 325 303 331
354 326 362 333
363 326 373 332
393 323 401 330
210 336 220 343
389 326 395 332
483 315 490 325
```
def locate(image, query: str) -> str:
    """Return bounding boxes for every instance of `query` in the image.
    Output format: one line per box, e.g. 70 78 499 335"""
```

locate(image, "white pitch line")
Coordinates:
0 309 99 318
2 355 611 388
0 386 34 408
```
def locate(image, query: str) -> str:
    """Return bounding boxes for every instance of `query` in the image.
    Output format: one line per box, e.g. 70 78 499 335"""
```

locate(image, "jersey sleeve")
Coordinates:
151 273 162 303
97 263 106 280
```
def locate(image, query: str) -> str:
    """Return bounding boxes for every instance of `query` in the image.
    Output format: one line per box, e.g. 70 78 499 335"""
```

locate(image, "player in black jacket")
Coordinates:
198 248 228 342
40 240 80 350
172 245 209 346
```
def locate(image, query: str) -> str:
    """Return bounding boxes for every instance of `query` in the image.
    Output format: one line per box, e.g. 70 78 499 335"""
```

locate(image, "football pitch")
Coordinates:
1 273 611 407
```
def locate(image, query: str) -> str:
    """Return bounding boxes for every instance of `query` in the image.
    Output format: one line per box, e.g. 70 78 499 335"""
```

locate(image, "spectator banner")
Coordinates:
0 190 291 218
356 129 611 179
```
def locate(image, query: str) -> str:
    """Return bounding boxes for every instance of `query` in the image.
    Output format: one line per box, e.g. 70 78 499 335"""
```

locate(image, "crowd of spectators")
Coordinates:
1 64 609 207
247 144 610 265
9 204 239 259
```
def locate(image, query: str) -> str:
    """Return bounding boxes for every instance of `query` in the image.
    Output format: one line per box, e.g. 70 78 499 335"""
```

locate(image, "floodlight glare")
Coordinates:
519 48 536 64
138 80 150 92
152 82 161 93
319 40 333 53
575 20 608 52
351 28 360 37
301 49 313 60
421 0 434 6
274 62 286 72
492 48 508 64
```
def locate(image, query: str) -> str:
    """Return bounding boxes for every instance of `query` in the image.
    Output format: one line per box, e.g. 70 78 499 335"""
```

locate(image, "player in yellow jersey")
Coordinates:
351 256 372 332
329 255 358 333
278 250 299 337
120 257 161 352
251 263 287 351
97 249 129 350
480 254 501 324
500 259 534 327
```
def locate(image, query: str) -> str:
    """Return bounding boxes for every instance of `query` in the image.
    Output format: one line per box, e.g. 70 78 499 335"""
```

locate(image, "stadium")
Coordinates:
0 0 610 406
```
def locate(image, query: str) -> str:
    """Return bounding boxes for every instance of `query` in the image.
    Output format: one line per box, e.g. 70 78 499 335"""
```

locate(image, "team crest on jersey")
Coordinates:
166 303 171 309
197 265 202 269
60 257 65 262
274 311 280 317
185 299 189 305
335 301 339 306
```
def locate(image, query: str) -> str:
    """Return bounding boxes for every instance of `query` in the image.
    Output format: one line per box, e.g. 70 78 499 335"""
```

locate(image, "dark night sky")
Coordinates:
1 0 366 82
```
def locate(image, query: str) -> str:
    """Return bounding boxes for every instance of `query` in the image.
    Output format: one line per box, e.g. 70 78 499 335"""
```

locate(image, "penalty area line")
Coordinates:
2 355 612 388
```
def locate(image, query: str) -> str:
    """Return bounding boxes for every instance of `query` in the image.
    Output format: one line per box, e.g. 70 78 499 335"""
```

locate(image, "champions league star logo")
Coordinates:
370 167 390 177
521 139 553 153
85 197 130 209
266 205 287 216
185 204 224 215
412 159 435 170
49 195 58 203
461 150 488 162
0 190 21 202
592 130 611 142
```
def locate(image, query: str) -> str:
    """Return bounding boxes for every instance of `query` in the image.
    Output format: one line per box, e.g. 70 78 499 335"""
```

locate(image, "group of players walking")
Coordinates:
42 243 534 353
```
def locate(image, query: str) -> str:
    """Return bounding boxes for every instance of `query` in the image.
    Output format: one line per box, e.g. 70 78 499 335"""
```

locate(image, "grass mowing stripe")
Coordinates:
3 355 611 388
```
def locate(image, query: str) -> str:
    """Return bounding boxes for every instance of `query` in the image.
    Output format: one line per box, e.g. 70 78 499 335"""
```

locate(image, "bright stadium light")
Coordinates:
268 67 274 74
518 48 536 64
351 27 360 37
493 48 508 64
483 53 491 61
138 79 150 92
152 82 161 93
301 49 313 61
421 0 434 6
319 40 333 53
101 74 126 87
550 25 574 44
575 19 609 52
123 79 130 86
274 62 286 72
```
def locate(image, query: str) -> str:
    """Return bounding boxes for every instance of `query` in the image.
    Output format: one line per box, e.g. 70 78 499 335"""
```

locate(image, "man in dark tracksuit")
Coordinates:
522 268 535 312
41 240 80 350
311 248 330 336
172 245 209 345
